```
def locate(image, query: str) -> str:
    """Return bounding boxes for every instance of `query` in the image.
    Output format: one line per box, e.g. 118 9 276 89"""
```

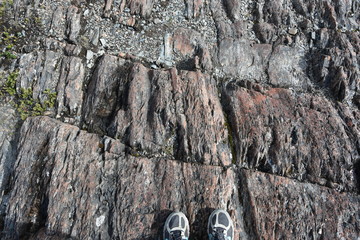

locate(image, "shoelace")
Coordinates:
170 230 184 240
213 227 226 240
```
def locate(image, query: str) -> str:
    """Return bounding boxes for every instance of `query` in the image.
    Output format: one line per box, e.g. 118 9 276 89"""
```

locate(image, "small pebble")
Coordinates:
288 28 298 35
311 32 316 40
86 50 93 60
100 38 106 46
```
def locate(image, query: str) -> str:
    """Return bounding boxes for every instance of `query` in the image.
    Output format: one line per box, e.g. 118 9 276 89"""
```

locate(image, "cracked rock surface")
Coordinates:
0 0 359 239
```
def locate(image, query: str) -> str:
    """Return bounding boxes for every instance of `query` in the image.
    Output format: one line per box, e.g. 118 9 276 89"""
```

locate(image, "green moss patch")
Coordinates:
1 70 57 120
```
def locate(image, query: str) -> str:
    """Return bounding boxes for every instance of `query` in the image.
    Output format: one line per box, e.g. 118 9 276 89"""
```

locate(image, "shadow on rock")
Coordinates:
149 209 173 240
190 207 215 240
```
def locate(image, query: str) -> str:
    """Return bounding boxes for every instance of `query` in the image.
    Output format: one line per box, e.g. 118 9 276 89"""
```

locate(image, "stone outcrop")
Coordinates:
222 83 359 192
3 117 245 239
83 56 231 165
240 170 360 239
3 117 359 239
0 0 359 239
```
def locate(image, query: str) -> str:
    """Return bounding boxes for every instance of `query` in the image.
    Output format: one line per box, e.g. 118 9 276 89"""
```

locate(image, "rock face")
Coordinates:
3 117 244 239
240 170 360 240
223 84 359 192
0 0 359 239
84 57 231 165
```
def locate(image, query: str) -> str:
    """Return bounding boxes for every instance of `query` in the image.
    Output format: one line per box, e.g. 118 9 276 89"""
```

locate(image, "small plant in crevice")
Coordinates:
2 69 18 95
1 70 57 120
0 29 19 60
0 0 13 17
16 88 57 120
0 50 16 59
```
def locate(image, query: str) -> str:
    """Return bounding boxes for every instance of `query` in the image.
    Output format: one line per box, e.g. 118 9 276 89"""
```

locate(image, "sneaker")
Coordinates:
207 209 234 240
163 212 190 240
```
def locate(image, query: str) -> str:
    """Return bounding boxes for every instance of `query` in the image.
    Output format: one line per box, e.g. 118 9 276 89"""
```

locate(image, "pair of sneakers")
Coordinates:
163 209 234 240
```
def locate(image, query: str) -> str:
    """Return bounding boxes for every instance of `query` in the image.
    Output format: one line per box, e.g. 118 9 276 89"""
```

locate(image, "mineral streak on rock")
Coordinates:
0 0 359 239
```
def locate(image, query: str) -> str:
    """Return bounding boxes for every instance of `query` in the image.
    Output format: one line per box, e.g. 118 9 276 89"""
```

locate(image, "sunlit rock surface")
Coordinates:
0 0 359 239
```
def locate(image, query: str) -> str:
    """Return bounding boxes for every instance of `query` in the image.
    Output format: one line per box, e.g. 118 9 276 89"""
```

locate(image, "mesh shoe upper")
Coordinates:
163 212 189 240
207 209 234 240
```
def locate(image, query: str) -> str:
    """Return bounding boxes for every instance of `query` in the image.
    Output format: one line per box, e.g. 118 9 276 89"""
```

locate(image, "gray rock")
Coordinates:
153 18 161 24
268 45 309 88
184 0 205 19
99 38 106 46
49 6 65 37
217 39 272 82
56 57 85 118
17 50 61 101
288 27 298 35
128 0 154 18
0 103 18 199
86 50 93 60
66 6 81 43
158 33 173 67
254 22 276 43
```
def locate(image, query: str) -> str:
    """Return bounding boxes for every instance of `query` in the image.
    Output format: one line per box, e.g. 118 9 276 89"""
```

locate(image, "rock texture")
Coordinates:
83 57 231 165
223 84 359 192
240 170 360 239
0 0 359 239
3 117 245 239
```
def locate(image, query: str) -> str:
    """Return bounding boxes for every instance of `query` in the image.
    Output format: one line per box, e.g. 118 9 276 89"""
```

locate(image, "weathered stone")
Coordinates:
103 0 114 18
254 22 276 43
158 33 173 67
56 56 85 118
0 103 18 199
217 39 272 82
83 54 127 126
268 45 309 88
288 27 298 35
49 6 65 37
311 29 360 103
17 50 62 102
3 117 246 239
84 58 231 165
36 51 62 102
222 83 359 192
65 6 81 43
323 1 338 29
240 169 360 239
184 0 204 19
63 43 82 56
17 51 44 91
1 0 360 239
86 50 93 60
222 0 247 21
172 28 212 71
127 0 154 18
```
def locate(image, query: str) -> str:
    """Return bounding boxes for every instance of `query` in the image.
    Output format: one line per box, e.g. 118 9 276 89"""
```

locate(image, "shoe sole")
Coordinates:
163 211 190 240
207 209 234 239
